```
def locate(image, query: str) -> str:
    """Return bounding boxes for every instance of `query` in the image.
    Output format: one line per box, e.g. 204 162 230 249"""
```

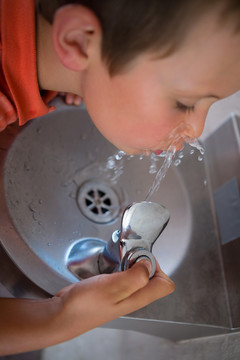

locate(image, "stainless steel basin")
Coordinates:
0 106 239 340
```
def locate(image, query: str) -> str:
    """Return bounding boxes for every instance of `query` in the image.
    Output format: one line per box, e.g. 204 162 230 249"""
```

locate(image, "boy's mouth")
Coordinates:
152 140 184 155
144 123 196 156
153 149 163 155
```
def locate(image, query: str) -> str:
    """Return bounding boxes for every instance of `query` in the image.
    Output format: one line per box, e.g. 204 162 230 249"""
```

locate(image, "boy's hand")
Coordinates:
0 260 174 355
55 260 174 339
59 92 83 106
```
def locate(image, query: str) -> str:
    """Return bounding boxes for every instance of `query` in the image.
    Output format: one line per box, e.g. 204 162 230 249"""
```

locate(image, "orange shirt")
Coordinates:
0 0 56 132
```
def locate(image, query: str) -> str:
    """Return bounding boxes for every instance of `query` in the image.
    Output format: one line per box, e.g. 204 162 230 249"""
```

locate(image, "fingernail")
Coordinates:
141 260 153 275
75 97 82 105
67 98 73 104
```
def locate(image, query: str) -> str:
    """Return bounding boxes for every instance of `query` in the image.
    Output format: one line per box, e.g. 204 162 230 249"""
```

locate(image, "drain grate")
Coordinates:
77 180 121 224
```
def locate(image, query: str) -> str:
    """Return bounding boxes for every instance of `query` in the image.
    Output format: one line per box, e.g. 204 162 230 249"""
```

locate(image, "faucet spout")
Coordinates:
99 201 170 278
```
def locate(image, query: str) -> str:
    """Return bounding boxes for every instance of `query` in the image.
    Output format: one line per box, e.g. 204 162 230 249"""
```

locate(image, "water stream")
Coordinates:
145 137 204 201
100 136 205 201
145 145 177 201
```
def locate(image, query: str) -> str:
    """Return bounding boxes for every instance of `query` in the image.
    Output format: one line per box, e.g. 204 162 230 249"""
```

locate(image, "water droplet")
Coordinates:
150 153 161 162
204 179 207 186
148 154 159 174
190 149 195 155
24 162 31 172
115 150 126 161
101 150 127 184
178 151 184 159
198 155 203 162
188 138 205 155
28 203 37 212
80 133 87 140
71 191 76 198
106 158 115 169
174 159 181 167
149 165 157 174
127 155 134 160
159 151 167 157
38 199 43 204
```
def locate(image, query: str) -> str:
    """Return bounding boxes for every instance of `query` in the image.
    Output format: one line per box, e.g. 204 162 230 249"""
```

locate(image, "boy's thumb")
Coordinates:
133 259 153 277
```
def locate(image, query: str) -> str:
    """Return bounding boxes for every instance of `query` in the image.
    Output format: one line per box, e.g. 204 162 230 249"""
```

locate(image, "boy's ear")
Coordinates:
52 5 101 71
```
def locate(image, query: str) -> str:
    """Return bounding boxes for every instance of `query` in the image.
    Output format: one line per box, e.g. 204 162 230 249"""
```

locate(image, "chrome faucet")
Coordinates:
99 201 170 278
68 201 170 279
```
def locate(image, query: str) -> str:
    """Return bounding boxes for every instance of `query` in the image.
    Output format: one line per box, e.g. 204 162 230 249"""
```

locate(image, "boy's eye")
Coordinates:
175 101 195 113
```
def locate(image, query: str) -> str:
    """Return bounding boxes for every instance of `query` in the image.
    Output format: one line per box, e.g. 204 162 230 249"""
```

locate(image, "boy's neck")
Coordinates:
37 13 82 95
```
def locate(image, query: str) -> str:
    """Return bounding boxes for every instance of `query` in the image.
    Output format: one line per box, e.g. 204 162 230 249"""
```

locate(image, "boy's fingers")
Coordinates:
116 261 174 307
65 93 82 105
57 260 151 302
115 262 175 314
73 95 82 105
137 259 153 275
117 274 175 316
65 93 74 104
102 260 173 305
58 92 82 106
99 260 151 303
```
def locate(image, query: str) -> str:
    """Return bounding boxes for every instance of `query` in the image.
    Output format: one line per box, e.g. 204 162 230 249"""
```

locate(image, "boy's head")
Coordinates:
38 0 240 154
39 0 240 76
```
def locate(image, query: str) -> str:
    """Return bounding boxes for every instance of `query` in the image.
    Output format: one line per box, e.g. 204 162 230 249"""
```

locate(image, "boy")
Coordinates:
0 0 239 355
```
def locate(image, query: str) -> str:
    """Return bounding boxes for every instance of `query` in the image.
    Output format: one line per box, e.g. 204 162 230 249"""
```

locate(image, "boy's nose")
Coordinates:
184 115 206 139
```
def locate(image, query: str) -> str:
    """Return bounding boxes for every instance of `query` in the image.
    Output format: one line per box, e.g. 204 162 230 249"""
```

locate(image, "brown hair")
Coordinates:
39 0 240 75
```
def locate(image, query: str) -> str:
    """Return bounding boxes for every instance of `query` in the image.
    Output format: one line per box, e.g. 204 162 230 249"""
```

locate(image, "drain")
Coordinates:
77 180 121 224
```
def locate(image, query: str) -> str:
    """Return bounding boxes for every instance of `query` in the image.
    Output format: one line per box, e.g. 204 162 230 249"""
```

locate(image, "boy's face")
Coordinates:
82 11 240 155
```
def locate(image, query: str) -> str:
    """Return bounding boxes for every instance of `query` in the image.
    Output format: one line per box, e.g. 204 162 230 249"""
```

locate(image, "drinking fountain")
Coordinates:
67 201 170 280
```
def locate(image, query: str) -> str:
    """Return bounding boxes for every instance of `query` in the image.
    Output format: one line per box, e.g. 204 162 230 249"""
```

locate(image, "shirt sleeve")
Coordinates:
0 90 18 132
